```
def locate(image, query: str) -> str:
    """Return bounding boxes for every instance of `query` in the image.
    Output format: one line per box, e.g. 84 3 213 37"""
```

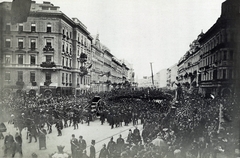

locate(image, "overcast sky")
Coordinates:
2 0 225 78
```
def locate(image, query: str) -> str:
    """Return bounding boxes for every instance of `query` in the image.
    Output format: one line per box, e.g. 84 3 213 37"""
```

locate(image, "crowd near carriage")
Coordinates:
0 87 239 158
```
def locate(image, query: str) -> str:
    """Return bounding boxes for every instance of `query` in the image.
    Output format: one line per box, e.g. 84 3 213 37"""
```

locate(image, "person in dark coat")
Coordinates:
73 114 79 130
100 111 105 125
107 137 116 158
109 114 114 129
78 135 87 157
133 126 141 145
116 134 124 150
38 126 47 150
126 129 133 145
70 134 79 158
90 140 96 158
0 122 6 139
87 112 91 126
28 124 38 143
4 132 14 157
116 134 125 157
12 132 23 157
99 144 109 158
56 119 62 136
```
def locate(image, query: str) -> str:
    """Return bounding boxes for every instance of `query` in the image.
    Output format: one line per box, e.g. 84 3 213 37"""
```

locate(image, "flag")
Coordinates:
11 0 31 24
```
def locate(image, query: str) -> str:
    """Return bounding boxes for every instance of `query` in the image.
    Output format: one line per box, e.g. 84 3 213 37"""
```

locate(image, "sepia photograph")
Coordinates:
0 0 239 157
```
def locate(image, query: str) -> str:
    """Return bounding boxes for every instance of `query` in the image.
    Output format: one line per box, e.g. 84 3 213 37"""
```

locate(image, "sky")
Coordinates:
2 0 225 78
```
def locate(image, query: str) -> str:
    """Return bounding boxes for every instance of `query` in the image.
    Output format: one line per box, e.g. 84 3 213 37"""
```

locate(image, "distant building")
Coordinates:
166 63 178 90
91 34 132 92
177 33 203 91
137 76 154 88
155 69 167 88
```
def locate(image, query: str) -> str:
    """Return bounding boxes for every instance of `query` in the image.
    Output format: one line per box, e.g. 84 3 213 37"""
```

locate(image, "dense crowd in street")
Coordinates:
0 88 239 158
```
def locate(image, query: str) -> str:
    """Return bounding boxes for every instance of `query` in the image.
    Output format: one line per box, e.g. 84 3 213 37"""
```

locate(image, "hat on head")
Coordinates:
79 136 83 138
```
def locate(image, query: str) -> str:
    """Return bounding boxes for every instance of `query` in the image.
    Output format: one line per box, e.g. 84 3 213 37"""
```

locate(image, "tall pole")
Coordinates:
150 62 154 87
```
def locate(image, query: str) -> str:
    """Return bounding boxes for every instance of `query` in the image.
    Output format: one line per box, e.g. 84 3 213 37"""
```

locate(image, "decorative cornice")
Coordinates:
29 12 90 35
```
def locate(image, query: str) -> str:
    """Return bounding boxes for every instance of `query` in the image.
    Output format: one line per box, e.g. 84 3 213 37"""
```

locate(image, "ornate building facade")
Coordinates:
91 34 130 92
177 33 203 91
0 1 133 97
198 0 240 96
175 0 240 96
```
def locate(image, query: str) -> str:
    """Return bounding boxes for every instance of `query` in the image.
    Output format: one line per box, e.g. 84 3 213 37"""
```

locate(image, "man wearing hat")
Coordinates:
70 134 79 158
116 134 125 157
99 144 109 158
126 129 133 145
89 140 96 158
107 137 116 157
78 135 87 157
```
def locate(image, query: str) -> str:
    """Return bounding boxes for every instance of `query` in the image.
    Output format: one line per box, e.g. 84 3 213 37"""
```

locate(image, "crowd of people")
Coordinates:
0 88 239 158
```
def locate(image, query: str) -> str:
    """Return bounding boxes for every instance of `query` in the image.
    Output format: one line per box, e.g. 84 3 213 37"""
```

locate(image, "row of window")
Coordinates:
62 29 72 39
5 71 91 86
6 23 51 33
61 73 72 84
76 76 91 85
5 71 36 82
62 42 72 54
6 23 91 45
5 38 53 49
4 54 54 65
201 32 225 54
201 69 233 81
200 50 234 67
62 57 72 68
5 54 37 65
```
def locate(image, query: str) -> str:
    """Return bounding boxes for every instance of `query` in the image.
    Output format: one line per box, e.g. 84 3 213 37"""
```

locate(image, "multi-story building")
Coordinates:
166 63 178 90
155 69 167 88
91 34 131 92
0 1 134 96
91 34 104 92
198 0 240 96
137 76 154 88
174 0 240 97
121 59 135 84
177 33 203 90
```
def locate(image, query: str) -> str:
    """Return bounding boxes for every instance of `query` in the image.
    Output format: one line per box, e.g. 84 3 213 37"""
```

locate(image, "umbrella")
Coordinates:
0 122 7 132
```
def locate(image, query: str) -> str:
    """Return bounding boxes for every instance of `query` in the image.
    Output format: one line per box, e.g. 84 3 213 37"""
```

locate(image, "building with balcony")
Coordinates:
174 0 240 97
177 33 203 91
0 1 92 97
198 0 240 97
91 34 130 92
0 1 134 97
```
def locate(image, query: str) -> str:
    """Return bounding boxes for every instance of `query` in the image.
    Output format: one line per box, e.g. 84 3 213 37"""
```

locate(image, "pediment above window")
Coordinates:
15 49 26 53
